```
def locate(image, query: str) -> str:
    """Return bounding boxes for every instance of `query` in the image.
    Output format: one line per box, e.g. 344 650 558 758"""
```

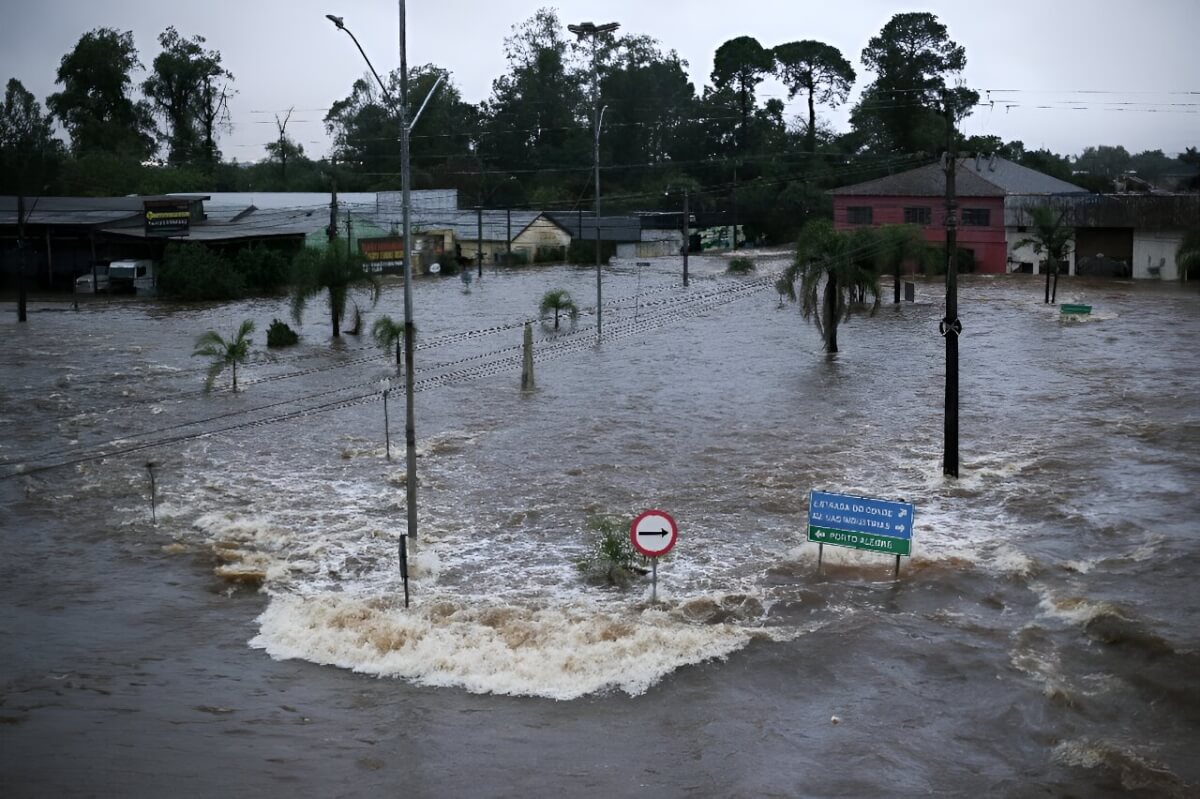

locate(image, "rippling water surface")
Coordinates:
3 255 1198 795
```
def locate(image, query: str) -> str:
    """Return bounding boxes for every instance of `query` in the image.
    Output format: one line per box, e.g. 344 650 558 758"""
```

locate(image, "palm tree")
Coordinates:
539 289 579 330
875 224 929 303
1015 207 1072 304
1176 230 1200 282
372 315 406 373
193 319 255 393
781 220 880 353
290 241 381 337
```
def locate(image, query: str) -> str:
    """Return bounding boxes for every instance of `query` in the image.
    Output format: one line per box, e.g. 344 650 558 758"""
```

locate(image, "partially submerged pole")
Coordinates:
521 322 535 390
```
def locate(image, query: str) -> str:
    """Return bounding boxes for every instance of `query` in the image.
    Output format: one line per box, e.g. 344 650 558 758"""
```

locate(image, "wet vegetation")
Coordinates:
576 516 649 588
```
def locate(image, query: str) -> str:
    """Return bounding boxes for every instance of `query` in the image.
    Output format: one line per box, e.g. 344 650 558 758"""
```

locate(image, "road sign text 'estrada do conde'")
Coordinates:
807 490 915 556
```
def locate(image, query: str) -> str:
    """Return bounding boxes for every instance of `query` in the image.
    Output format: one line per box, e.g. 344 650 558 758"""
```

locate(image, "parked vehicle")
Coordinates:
74 269 109 294
108 259 156 295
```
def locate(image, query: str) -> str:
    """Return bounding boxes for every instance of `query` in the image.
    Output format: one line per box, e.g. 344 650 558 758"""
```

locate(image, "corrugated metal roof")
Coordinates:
830 163 1005 197
959 156 1088 195
545 213 641 242
101 206 326 242
0 194 208 226
831 157 1088 198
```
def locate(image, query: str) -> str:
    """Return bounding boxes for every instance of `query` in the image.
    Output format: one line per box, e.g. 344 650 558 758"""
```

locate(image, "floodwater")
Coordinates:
2 255 1198 797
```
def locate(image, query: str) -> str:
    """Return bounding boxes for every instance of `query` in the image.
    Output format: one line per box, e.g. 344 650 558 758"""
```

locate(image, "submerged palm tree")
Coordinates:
539 288 579 330
193 319 255 393
1015 206 1072 304
372 314 406 373
780 220 880 353
290 241 381 337
876 224 929 303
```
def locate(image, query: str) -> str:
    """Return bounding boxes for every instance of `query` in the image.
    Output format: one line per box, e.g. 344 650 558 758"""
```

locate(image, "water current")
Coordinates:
2 253 1198 795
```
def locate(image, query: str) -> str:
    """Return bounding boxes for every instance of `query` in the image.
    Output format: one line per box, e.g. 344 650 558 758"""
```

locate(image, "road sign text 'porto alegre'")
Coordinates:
807 490 915 556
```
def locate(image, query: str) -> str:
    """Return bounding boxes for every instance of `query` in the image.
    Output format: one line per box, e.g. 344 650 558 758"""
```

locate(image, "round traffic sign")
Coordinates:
630 509 678 557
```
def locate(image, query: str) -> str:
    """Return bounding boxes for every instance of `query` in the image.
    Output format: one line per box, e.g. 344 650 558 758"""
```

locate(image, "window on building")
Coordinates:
847 206 873 225
903 207 932 225
962 208 991 226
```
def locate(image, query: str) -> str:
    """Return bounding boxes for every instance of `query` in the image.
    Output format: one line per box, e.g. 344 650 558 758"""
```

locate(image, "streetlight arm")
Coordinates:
409 74 445 131
329 19 394 105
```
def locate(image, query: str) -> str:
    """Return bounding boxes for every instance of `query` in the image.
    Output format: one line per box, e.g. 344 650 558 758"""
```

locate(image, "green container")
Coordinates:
1060 304 1092 315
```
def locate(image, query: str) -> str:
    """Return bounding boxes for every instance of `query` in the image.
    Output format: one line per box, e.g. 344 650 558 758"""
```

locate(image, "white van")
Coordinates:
74 271 109 293
108 260 156 295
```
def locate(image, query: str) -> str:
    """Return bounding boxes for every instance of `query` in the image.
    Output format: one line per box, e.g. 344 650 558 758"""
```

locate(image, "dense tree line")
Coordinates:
2 10 1196 245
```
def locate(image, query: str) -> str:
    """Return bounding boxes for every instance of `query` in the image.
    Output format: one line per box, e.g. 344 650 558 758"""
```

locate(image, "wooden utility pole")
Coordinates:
681 188 689 287
328 173 338 243
942 95 961 478
476 205 483 277
16 192 27 323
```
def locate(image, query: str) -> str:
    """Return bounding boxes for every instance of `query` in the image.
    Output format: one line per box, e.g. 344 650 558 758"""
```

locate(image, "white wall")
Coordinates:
1006 227 1077 275
1132 231 1185 280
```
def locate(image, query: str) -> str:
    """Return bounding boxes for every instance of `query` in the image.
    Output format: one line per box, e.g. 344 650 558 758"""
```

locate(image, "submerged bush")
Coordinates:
158 243 244 301
577 515 648 587
266 318 299 347
727 257 755 274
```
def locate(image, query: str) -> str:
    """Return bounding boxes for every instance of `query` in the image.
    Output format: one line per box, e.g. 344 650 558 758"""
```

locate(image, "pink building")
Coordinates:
830 157 1087 274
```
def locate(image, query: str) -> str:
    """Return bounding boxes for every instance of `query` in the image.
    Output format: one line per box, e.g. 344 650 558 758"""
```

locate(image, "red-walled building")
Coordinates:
830 157 1087 274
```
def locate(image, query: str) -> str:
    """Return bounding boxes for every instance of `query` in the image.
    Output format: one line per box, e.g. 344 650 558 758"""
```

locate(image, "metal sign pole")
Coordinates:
382 389 391 461
651 559 658 603
145 462 157 525
817 542 823 575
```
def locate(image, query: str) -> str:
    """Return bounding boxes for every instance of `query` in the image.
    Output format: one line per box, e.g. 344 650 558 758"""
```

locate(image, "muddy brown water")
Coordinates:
2 257 1198 796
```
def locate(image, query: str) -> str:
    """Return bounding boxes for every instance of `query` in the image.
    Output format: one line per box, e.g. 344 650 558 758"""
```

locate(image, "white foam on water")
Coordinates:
251 593 756 700
1052 738 1185 795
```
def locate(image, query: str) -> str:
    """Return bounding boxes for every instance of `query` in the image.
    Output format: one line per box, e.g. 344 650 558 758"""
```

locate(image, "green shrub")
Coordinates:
266 318 299 347
233 245 290 294
568 239 615 265
158 243 245 301
534 246 567 264
728 256 755 274
576 515 648 587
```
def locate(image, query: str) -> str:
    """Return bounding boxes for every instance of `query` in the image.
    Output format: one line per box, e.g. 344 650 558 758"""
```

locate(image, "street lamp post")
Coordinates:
328 7 441 554
568 20 619 342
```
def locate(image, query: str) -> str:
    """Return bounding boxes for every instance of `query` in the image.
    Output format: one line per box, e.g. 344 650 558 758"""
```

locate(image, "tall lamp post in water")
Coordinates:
567 20 619 342
328 9 442 556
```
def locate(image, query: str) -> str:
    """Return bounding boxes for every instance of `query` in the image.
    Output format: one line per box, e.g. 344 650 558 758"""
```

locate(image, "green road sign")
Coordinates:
807 525 911 556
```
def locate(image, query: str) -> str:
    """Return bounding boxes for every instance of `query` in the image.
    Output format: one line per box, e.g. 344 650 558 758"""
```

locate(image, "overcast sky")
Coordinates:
3 0 1196 163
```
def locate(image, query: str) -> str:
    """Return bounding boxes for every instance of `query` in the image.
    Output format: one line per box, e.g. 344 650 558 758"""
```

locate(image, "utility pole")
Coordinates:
16 192 27 323
569 20 620 343
731 165 738 251
505 207 511 261
399 0 418 548
327 172 338 243
682 187 689 287
941 93 961 478
346 211 353 256
476 205 483 277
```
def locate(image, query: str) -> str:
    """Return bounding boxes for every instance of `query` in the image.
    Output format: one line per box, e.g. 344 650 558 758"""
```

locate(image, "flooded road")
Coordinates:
2 255 1198 796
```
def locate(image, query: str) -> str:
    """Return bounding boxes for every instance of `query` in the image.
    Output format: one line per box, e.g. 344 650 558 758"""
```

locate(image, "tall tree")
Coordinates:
851 13 977 156
47 28 156 157
780 220 881 353
1176 230 1200 282
143 27 233 167
479 8 586 181
710 36 773 152
772 40 855 153
0 79 63 194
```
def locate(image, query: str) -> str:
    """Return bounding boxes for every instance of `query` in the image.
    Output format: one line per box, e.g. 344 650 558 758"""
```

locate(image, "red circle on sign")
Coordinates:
630 509 678 557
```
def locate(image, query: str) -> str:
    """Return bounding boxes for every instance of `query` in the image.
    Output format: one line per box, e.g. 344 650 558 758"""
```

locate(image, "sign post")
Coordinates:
807 490 915 576
630 509 678 602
